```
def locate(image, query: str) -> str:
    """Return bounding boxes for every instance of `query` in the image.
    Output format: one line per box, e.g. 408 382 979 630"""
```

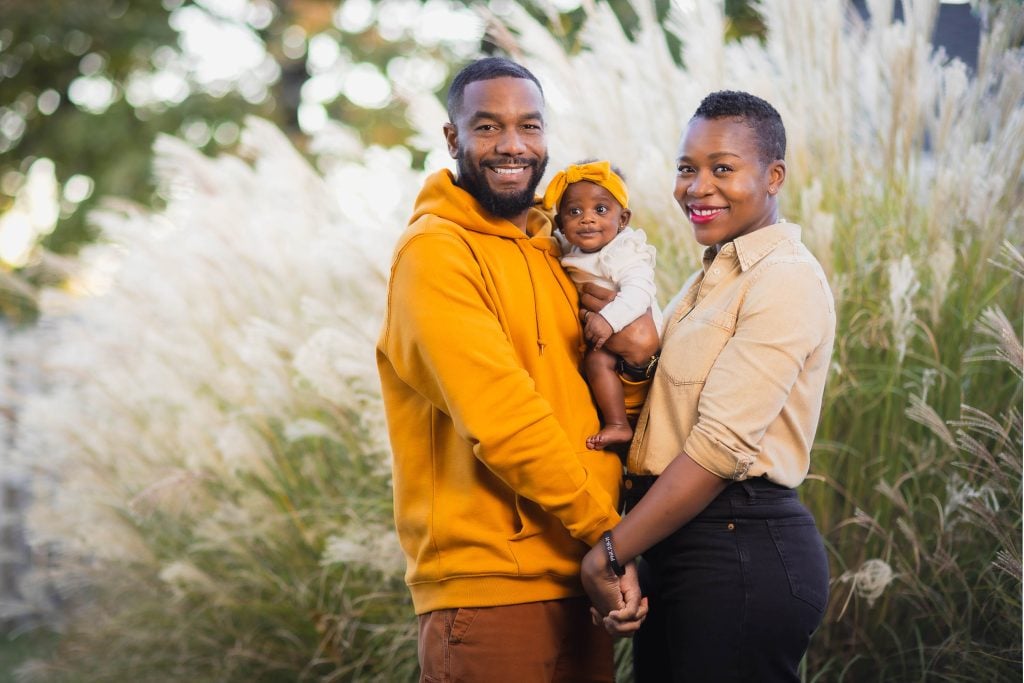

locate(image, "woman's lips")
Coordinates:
688 206 725 224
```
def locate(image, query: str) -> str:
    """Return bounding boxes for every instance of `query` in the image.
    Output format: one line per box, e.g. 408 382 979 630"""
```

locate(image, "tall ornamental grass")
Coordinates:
7 0 1022 680
7 120 421 681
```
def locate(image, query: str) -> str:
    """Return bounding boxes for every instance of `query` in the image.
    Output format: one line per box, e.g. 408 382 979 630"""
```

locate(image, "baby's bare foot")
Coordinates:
586 423 634 450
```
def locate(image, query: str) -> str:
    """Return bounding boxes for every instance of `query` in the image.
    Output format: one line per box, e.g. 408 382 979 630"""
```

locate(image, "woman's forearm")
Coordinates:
611 452 730 562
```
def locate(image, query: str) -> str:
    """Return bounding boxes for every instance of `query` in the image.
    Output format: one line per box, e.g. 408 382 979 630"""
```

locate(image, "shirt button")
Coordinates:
727 522 735 531
623 479 634 490
712 268 720 275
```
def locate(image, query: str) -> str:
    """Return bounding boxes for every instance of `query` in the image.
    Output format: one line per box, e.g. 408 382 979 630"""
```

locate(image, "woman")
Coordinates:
581 90 835 682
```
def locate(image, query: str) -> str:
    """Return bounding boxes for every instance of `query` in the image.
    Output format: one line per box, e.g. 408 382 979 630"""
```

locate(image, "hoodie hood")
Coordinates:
403 169 577 357
410 169 557 246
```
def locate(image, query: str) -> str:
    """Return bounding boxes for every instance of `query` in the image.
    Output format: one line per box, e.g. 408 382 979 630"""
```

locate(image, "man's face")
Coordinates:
444 77 549 219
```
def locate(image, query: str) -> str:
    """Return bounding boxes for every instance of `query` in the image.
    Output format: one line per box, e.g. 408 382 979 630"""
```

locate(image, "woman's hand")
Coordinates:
601 561 648 637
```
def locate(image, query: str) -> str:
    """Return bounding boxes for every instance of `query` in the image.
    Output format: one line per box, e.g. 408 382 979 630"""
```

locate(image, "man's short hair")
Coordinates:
446 57 545 122
693 90 786 165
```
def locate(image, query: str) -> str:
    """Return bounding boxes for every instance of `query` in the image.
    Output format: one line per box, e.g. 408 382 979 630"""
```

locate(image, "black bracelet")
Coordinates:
617 353 660 381
600 530 626 576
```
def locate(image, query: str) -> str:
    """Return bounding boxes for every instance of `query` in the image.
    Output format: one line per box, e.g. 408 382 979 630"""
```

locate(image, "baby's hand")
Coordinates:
585 313 614 349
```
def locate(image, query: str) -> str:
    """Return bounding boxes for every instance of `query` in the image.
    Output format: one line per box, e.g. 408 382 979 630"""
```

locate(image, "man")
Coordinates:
376 57 655 681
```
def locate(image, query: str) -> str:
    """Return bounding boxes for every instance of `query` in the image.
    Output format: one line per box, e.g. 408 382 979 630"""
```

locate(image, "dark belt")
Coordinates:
622 473 658 512
622 473 787 512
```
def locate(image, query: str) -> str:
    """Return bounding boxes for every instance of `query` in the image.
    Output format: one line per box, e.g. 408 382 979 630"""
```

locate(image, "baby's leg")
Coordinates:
584 347 633 450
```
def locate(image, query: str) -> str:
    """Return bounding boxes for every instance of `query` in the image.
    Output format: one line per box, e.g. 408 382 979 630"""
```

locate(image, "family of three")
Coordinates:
376 56 835 682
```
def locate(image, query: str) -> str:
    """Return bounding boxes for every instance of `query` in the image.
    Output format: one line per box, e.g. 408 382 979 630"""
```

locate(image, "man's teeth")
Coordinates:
494 167 525 175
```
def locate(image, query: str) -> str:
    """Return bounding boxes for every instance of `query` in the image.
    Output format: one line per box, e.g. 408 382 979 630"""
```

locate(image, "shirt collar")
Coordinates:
702 221 801 272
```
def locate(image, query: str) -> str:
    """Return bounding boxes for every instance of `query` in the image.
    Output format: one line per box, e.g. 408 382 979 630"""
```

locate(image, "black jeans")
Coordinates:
625 477 829 683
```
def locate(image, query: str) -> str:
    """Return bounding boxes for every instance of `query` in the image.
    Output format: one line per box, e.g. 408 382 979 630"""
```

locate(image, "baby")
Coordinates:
543 160 662 449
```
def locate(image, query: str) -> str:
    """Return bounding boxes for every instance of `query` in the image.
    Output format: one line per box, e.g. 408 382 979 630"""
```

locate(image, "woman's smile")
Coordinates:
687 204 727 224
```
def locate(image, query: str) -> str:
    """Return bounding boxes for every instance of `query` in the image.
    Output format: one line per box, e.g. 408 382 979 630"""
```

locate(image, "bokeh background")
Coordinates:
0 0 1021 680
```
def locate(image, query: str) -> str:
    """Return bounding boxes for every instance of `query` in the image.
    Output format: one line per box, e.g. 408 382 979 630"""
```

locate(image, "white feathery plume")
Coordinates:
837 557 896 610
887 255 920 363
320 526 405 577
927 241 956 325
971 306 1023 376
798 180 836 279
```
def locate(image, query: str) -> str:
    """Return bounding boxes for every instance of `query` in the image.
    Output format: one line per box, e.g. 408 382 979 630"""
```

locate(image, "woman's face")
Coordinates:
673 116 785 248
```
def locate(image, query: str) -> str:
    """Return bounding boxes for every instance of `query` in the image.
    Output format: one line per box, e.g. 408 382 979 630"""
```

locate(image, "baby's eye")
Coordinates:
569 207 582 216
595 205 609 215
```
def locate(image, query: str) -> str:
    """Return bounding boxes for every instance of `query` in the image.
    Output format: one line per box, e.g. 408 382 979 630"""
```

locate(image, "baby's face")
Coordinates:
556 181 631 253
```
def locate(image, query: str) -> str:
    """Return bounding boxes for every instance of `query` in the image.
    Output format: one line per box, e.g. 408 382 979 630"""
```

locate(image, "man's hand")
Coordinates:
584 312 614 349
580 283 660 363
579 281 618 313
581 543 623 617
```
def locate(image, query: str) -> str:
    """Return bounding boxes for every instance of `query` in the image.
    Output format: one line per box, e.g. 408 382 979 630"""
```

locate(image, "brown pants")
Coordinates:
417 596 615 683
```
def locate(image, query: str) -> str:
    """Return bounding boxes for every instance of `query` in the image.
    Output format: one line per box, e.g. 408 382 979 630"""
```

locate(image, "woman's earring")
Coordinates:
768 186 777 195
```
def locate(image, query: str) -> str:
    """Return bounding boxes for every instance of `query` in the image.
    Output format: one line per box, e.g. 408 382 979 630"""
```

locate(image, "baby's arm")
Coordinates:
596 242 657 333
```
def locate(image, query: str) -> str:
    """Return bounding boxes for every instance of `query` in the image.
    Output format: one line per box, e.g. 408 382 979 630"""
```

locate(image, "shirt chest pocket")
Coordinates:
659 307 737 385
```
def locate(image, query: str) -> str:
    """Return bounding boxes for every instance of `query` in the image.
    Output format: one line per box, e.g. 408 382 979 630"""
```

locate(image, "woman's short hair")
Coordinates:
693 90 786 165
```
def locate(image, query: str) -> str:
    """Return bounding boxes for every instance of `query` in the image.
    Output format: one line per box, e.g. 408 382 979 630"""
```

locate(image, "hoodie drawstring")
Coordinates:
517 241 546 355
537 242 588 356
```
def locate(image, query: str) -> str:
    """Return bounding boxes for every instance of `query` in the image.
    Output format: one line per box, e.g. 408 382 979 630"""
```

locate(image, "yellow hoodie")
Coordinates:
376 169 623 614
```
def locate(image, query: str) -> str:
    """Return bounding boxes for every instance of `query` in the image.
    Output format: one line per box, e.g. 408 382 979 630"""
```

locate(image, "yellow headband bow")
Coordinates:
542 160 629 212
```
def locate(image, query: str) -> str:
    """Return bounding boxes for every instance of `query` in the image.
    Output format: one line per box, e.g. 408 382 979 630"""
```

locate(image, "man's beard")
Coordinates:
456 153 549 219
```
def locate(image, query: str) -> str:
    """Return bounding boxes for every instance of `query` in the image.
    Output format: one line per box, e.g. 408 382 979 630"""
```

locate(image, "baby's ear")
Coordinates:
619 208 632 228
553 214 564 231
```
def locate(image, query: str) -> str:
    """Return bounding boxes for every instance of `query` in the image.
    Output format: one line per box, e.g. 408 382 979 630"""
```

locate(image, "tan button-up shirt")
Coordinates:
627 222 835 487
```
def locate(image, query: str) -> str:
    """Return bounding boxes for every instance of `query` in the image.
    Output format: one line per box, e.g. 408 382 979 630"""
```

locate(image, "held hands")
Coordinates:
580 542 648 637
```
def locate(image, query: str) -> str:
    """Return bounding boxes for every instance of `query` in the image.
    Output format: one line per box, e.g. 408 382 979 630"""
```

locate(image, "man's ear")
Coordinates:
619 208 632 228
443 122 458 159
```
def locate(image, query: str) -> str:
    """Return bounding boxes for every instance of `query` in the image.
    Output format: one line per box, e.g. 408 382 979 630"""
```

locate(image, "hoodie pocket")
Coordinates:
510 495 546 540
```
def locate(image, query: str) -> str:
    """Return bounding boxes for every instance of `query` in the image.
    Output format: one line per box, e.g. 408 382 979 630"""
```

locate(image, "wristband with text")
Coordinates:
600 530 626 576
